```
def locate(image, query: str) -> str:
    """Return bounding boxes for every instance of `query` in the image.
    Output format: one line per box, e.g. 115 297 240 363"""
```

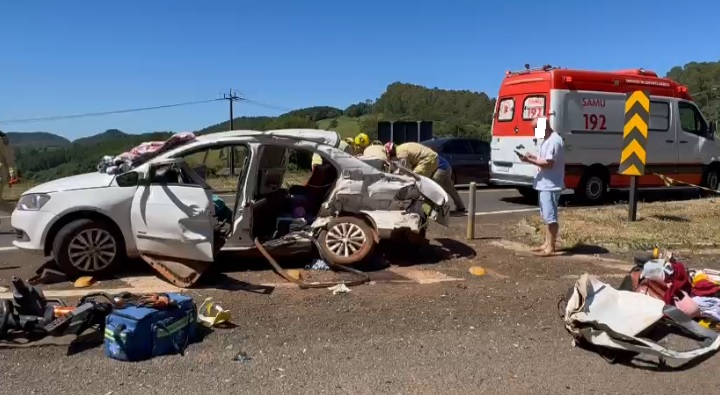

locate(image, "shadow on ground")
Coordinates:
381 238 476 267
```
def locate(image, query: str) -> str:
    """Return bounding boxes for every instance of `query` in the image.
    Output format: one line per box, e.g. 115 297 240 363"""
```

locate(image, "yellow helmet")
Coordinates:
371 140 383 146
354 133 370 148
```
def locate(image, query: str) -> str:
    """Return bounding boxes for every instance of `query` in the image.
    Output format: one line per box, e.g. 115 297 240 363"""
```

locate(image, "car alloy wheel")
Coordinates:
67 228 118 273
318 216 376 265
325 222 367 258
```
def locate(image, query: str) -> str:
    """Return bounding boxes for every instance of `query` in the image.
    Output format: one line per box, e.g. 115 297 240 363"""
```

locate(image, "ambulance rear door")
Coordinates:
490 92 548 186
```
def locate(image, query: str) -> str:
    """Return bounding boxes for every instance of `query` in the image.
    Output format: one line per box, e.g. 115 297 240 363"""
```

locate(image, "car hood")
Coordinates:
23 172 116 194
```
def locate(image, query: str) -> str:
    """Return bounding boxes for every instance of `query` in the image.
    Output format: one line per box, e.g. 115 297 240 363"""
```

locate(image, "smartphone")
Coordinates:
514 150 524 157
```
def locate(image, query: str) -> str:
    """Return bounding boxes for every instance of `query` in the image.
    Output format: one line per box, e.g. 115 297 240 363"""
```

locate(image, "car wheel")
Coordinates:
318 216 376 265
53 219 126 278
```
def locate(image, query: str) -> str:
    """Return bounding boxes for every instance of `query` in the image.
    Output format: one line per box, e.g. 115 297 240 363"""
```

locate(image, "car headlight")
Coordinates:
16 194 51 211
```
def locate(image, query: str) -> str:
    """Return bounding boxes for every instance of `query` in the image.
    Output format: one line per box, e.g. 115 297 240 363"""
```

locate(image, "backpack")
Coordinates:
104 293 197 362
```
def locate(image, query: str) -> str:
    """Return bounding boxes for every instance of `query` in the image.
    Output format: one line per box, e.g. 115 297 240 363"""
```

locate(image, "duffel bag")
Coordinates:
104 293 197 361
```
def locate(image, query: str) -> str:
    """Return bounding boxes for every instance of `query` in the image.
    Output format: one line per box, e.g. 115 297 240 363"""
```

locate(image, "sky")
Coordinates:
1 0 718 140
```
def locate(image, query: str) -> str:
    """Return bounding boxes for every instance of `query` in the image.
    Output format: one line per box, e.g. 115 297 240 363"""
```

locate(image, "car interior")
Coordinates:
250 145 340 242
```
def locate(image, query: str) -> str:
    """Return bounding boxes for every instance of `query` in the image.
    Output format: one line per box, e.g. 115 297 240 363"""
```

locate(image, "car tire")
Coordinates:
318 216 376 266
575 170 608 205
452 172 458 185
53 218 126 278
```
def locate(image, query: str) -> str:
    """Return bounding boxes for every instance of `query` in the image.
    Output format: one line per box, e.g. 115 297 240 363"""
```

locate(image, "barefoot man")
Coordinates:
519 116 564 256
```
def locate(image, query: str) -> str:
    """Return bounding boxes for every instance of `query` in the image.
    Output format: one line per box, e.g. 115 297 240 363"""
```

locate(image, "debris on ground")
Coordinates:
286 269 304 281
468 266 486 276
28 265 66 285
0 286 7 292
73 276 96 288
232 351 252 363
305 259 330 271
561 248 720 369
328 284 351 295
198 298 232 327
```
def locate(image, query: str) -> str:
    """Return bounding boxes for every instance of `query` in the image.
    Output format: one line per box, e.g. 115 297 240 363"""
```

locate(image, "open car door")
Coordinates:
130 159 215 287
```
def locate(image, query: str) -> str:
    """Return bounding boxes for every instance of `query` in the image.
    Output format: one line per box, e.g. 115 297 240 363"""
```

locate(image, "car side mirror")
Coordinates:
116 171 139 187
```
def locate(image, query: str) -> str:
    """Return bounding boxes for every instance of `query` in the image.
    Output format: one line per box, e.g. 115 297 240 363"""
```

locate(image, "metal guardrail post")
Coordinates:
466 182 476 240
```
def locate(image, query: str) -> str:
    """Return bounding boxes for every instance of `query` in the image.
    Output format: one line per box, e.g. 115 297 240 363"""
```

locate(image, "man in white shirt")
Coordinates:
519 117 565 256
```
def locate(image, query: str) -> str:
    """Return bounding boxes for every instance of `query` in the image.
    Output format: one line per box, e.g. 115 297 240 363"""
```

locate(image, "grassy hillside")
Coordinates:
8 59 720 184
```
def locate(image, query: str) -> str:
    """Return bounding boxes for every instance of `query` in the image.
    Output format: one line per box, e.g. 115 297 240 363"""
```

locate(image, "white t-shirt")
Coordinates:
533 132 565 192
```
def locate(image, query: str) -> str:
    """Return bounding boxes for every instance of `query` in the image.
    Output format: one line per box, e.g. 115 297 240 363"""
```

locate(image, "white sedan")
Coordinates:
11 129 450 287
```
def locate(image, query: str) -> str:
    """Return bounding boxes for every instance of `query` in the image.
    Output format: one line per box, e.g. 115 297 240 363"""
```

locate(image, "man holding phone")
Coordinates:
518 117 565 256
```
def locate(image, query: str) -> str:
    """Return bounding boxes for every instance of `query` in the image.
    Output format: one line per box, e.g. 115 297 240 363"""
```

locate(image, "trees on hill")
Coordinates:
10 59 720 183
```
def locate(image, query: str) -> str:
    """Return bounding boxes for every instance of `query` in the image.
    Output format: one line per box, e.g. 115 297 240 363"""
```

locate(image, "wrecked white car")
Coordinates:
11 129 450 287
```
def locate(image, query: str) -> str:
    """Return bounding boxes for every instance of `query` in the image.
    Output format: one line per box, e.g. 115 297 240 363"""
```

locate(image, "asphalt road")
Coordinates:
2 220 719 394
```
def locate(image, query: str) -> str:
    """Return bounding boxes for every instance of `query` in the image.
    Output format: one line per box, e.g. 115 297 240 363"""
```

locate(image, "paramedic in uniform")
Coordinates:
383 141 438 178
432 155 466 213
520 117 565 256
0 131 17 217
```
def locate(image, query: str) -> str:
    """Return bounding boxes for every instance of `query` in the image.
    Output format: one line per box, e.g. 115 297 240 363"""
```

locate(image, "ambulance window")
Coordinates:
522 96 546 120
649 101 670 132
497 98 515 122
678 102 708 137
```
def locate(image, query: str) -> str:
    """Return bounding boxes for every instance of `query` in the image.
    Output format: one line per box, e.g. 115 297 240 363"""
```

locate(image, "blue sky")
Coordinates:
1 0 718 140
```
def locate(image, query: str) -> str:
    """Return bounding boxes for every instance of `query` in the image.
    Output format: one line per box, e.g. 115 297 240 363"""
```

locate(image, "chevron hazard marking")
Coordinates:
621 139 647 163
620 90 650 176
625 91 650 113
623 113 649 138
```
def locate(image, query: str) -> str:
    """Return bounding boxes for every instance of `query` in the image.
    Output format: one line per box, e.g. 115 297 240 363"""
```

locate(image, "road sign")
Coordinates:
619 91 650 176
377 121 433 143
621 90 650 221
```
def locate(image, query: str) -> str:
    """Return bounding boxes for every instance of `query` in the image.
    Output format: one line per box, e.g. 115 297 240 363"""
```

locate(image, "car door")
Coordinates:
440 139 475 184
130 159 215 263
468 139 491 183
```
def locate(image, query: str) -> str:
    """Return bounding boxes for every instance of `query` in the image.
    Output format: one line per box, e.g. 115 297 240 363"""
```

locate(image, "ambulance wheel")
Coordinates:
318 216 376 266
575 170 608 205
702 165 720 196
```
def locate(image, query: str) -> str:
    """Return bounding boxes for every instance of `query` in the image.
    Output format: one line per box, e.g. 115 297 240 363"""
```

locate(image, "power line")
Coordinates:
242 98 293 113
0 98 224 125
222 89 243 175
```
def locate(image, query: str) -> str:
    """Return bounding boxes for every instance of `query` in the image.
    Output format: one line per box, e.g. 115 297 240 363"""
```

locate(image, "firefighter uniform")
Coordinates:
362 144 387 161
393 142 439 178
432 155 466 211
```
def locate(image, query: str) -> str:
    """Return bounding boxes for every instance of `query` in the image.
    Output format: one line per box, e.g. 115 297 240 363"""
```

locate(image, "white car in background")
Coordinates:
11 129 450 287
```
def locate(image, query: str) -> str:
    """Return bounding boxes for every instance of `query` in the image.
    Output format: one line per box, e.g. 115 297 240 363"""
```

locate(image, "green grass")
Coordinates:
316 115 364 137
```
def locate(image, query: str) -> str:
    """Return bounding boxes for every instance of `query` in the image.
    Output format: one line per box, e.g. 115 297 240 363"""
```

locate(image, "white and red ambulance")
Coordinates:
489 65 718 204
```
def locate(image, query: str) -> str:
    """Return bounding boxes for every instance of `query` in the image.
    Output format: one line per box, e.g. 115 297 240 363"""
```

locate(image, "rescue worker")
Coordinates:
362 143 387 161
0 131 17 217
384 141 438 178
432 155 467 213
353 132 370 154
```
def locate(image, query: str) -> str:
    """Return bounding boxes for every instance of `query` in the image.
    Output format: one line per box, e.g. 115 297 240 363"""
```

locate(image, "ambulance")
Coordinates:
488 65 718 204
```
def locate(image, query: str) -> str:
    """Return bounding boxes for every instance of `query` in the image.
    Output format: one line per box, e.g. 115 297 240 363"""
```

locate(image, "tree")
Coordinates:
329 119 339 129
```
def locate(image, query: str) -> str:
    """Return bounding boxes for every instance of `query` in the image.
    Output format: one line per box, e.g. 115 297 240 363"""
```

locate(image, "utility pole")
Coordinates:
222 89 242 175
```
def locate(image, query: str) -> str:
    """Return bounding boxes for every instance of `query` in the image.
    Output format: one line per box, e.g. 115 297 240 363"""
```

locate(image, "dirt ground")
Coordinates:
3 215 720 394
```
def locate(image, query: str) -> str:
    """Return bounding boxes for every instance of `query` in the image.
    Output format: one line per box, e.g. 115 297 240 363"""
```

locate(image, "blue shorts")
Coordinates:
538 190 561 224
